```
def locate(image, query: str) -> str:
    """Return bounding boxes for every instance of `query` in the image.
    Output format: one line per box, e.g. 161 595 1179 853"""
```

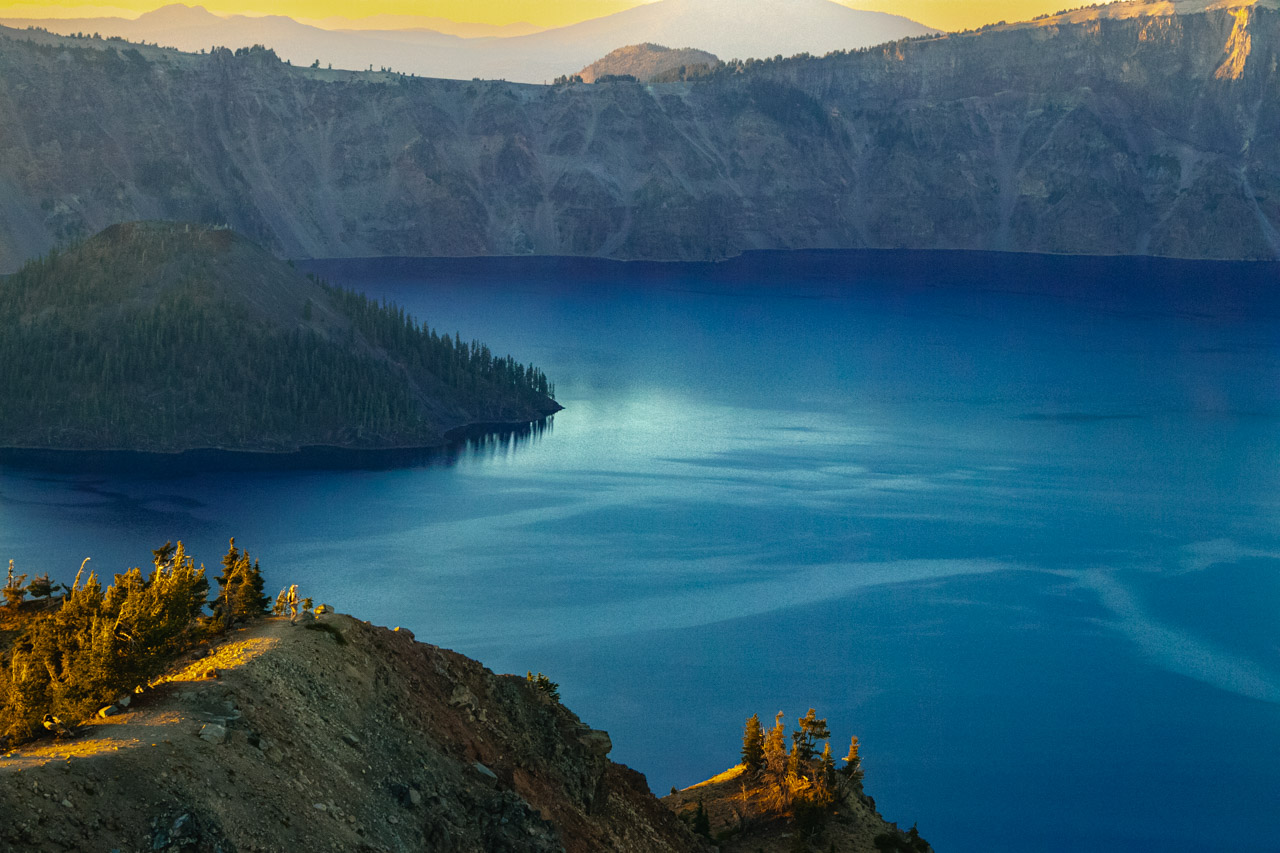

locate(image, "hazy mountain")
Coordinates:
577 43 719 82
0 0 934 82
515 0 934 69
300 14 544 38
0 4 469 74
1 1 1277 268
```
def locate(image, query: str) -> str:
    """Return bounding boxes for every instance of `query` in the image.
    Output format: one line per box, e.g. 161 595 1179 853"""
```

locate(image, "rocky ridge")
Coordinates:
0 613 710 852
1 0 1278 269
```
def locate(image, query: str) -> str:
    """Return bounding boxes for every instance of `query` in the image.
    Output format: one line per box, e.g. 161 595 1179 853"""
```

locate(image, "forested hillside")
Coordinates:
0 222 559 452
1 3 1279 267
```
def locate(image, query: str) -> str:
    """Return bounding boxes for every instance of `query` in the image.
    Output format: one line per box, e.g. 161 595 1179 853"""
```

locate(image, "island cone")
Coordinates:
0 221 560 453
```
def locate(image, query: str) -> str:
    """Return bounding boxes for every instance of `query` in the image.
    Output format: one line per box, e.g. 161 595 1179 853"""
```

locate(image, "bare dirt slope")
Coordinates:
0 613 708 853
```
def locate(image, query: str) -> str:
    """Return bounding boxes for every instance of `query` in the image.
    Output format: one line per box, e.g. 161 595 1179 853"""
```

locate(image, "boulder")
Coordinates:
449 685 479 711
577 729 613 758
198 723 228 744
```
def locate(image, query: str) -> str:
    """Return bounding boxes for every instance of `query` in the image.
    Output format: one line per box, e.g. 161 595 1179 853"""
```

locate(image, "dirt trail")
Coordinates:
1 621 285 774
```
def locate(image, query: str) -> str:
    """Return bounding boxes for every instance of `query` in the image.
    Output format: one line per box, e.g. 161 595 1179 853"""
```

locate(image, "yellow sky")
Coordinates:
0 0 1095 32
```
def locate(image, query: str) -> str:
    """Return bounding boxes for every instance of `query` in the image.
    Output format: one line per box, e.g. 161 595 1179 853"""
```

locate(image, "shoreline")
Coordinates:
0 413 559 475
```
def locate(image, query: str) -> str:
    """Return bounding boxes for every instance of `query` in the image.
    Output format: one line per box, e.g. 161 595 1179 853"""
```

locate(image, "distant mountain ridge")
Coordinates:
1 1 1278 267
300 14 544 38
0 0 934 82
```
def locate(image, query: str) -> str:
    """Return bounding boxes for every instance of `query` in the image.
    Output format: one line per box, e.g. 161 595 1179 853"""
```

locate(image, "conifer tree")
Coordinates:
692 800 711 839
245 557 268 614
227 553 268 620
818 741 837 801
787 734 804 780
26 572 54 601
763 711 789 786
217 538 240 590
841 735 863 782
3 559 27 609
151 541 176 570
792 708 830 765
741 712 765 772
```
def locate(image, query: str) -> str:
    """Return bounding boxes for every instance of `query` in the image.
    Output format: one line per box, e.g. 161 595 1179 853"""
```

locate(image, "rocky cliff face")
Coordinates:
1 2 1278 270
0 614 710 852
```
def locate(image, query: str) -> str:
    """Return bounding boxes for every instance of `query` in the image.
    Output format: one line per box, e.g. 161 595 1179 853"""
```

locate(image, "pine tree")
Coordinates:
841 735 863 782
818 741 837 801
742 713 765 772
227 553 269 620
3 559 27 609
151 541 176 570
26 572 54 600
692 800 711 839
792 708 830 765
246 558 267 613
763 711 788 783
217 538 239 589
787 734 805 780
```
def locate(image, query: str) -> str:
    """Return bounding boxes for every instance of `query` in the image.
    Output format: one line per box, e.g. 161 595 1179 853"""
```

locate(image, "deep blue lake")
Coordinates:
2 250 1278 852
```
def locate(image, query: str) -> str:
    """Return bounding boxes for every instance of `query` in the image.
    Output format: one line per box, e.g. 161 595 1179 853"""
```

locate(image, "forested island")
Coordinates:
0 221 560 453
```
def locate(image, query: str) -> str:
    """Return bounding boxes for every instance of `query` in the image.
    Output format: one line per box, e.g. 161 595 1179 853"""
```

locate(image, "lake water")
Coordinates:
2 250 1278 852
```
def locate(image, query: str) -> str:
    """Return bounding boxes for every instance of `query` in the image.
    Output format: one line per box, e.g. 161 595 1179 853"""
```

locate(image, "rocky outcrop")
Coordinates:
0 614 709 852
665 764 931 853
1 1 1278 270
577 44 720 82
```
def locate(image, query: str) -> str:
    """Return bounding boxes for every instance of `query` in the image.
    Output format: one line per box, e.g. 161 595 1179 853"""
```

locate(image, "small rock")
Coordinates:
61 799 72 808
197 723 228 744
312 803 327 812
449 685 479 711
387 815 399 825
408 788 423 807
472 762 498 784
115 694 131 708
341 732 360 747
